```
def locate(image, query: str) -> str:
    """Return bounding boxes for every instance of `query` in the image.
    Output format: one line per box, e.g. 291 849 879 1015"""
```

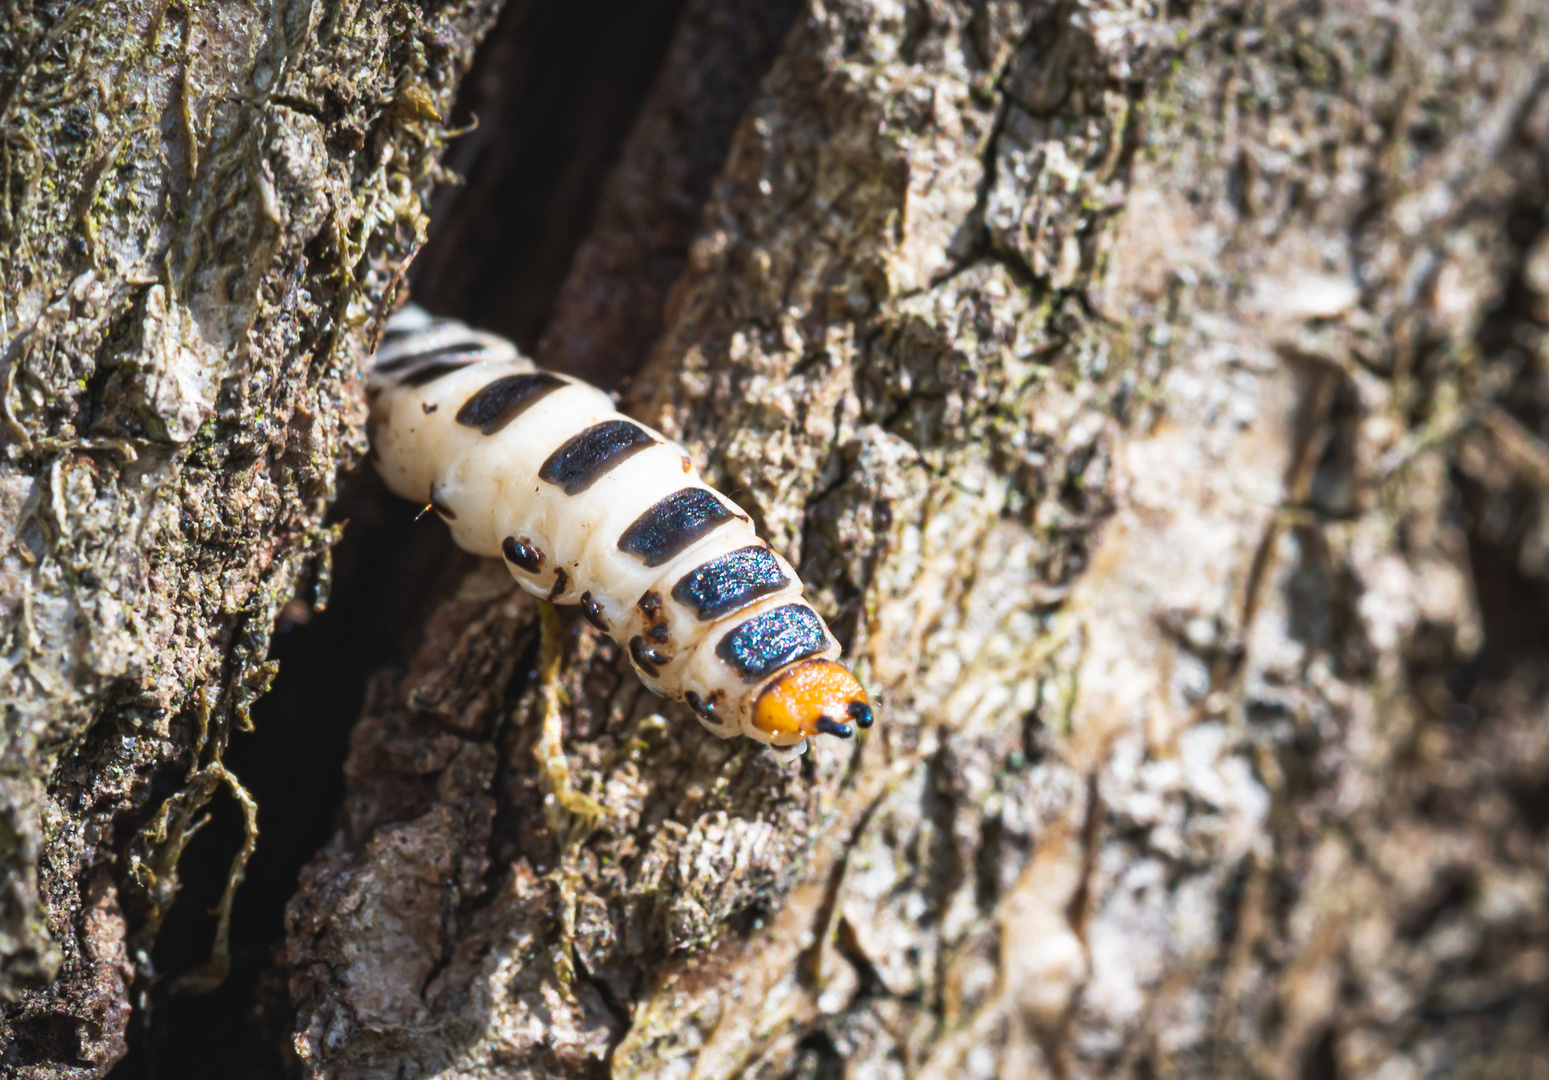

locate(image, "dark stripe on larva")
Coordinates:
455 372 567 436
672 545 789 622
376 342 489 374
548 567 569 601
617 488 736 568
539 420 656 496
715 603 829 683
380 319 451 347
401 359 476 387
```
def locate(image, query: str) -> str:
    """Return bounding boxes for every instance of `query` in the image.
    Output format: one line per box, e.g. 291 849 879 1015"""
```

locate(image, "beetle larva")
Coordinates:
366 305 873 760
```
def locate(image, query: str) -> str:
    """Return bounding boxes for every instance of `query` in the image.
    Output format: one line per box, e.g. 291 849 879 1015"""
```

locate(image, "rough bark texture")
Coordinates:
7 0 1549 1077
282 1 1549 1079
0 0 501 1073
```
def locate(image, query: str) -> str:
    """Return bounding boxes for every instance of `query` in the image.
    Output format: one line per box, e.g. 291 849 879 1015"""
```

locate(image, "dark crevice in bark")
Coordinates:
110 474 479 1079
575 948 632 1056
104 2 801 1074
1453 156 1549 688
410 0 691 355
785 1029 846 1080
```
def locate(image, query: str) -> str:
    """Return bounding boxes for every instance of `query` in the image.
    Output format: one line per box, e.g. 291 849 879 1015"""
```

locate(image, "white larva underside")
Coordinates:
366 307 843 755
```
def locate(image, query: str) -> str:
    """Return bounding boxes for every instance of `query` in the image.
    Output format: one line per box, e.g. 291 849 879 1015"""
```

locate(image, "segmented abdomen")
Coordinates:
366 307 870 756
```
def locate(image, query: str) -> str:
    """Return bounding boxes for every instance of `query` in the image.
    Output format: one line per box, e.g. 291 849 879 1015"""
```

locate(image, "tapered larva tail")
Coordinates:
366 306 873 759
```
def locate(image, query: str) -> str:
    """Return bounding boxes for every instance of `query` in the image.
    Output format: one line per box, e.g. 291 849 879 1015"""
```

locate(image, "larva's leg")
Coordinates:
534 600 606 831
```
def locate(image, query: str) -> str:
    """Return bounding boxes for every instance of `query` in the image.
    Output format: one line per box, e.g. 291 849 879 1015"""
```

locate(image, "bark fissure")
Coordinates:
7 0 1549 1077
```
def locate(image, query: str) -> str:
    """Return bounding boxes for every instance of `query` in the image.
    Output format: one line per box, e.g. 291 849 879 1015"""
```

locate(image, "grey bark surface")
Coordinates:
4 0 1547 1077
284 2 1549 1079
0 0 501 1073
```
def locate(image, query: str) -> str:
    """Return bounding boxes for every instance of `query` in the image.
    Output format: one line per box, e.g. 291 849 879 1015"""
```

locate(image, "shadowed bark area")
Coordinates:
281 1 1549 1079
0 0 502 1074
407 0 689 357
532 0 809 388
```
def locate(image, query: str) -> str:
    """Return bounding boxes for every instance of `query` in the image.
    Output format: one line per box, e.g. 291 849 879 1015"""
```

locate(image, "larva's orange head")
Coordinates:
751 660 873 744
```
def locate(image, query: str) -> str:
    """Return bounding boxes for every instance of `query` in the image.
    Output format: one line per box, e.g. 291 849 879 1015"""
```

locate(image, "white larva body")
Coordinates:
366 307 871 757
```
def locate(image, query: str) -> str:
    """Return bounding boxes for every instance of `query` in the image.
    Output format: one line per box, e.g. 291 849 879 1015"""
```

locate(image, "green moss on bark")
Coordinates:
0 0 501 1072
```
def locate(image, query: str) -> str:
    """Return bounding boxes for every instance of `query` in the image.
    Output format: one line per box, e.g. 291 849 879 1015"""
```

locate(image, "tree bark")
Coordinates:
284 1 1549 1079
6 0 1549 1078
0 0 500 1073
